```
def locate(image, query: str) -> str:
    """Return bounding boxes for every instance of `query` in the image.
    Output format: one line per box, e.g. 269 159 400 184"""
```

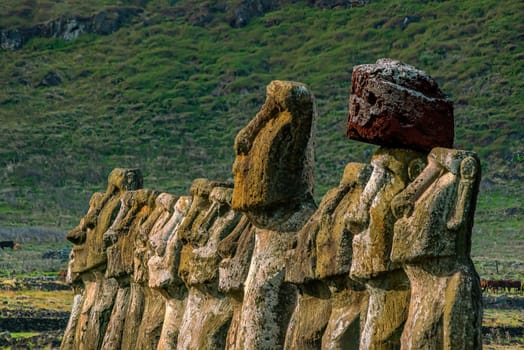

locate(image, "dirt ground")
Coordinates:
0 277 522 349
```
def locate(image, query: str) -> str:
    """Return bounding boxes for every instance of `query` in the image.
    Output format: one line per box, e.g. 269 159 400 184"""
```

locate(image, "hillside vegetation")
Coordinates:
0 0 522 266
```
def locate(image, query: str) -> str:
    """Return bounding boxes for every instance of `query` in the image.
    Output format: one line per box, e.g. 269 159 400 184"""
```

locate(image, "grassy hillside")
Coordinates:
0 0 522 268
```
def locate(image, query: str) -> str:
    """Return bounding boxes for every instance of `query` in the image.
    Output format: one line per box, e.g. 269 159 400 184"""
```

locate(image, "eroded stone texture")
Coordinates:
100 189 159 350
60 250 84 350
284 162 372 349
62 169 143 350
347 148 426 350
66 192 103 275
86 168 143 271
61 65 483 350
391 148 482 349
148 195 191 350
177 180 238 350
217 215 256 348
104 189 158 280
232 80 317 231
231 80 317 349
346 58 454 152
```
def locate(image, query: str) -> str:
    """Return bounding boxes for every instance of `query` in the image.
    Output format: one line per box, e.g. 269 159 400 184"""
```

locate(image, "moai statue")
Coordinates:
101 189 160 350
148 194 192 350
62 168 143 350
217 215 256 349
176 179 240 349
345 58 454 350
61 192 103 350
231 80 318 349
134 194 172 350
391 148 483 349
284 162 372 350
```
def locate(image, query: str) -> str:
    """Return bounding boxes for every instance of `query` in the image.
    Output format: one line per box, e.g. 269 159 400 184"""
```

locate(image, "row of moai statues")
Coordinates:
61 59 482 350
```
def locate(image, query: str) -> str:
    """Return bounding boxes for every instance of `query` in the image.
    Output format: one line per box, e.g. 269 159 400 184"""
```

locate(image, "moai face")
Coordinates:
66 192 104 274
183 186 242 286
84 168 143 271
231 80 317 225
103 189 158 280
148 195 192 292
178 179 236 287
348 148 426 280
148 193 178 257
391 148 481 262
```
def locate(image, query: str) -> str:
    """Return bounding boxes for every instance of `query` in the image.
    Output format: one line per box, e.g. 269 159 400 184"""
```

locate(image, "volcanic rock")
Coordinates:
346 58 454 151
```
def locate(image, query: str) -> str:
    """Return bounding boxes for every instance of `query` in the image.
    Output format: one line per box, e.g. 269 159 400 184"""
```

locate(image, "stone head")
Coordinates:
232 80 317 214
107 167 143 194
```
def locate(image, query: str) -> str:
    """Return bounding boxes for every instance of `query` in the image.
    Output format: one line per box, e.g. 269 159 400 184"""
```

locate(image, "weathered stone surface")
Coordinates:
348 148 426 279
85 168 143 271
347 58 454 152
217 215 256 349
178 180 236 285
229 80 318 349
148 196 191 294
391 147 482 349
100 285 130 350
60 287 84 350
66 191 103 275
78 271 118 350
62 65 483 350
104 189 158 279
218 215 255 294
147 195 191 350
232 80 317 231
347 148 425 350
283 282 331 350
285 162 372 283
322 283 368 350
232 228 298 349
283 162 371 349
177 180 238 349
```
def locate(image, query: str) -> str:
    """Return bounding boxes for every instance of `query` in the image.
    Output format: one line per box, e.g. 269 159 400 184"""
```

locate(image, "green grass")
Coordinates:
0 0 522 272
11 332 40 339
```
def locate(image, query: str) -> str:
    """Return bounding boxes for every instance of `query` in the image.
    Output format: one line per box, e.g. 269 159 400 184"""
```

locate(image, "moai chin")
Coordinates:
231 80 318 349
391 148 483 349
345 58 457 350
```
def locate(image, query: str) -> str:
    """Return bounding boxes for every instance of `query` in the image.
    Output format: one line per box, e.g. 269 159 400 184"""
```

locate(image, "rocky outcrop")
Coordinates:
1 7 142 50
62 61 482 350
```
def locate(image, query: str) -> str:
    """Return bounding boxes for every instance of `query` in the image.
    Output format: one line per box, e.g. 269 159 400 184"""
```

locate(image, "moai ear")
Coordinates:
446 156 479 231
